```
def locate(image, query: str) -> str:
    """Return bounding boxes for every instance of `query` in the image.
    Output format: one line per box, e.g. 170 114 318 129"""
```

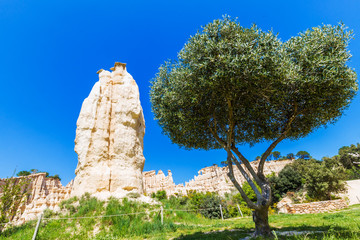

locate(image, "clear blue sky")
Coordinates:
0 0 359 185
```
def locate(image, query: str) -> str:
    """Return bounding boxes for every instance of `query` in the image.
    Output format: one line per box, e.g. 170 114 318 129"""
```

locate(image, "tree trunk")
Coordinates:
252 206 273 237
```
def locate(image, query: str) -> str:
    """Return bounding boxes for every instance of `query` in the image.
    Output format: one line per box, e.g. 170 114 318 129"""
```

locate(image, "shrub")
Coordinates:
126 192 140 199
151 190 167 201
16 171 30 177
305 157 347 200
269 165 303 203
0 175 30 230
198 193 226 219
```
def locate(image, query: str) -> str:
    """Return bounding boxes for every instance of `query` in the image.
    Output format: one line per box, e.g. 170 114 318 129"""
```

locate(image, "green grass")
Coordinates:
1 197 360 240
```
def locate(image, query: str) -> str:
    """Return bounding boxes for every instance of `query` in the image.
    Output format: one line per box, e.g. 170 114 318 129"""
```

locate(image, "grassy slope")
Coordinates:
1 197 359 240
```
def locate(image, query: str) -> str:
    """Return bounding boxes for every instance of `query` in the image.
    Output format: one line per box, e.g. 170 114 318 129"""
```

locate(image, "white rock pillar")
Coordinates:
71 62 145 200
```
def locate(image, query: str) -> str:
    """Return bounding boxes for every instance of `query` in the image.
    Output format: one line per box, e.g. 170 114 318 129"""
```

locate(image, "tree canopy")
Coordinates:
16 171 31 177
271 151 281 160
151 17 357 153
150 16 357 236
338 143 360 169
296 151 311 160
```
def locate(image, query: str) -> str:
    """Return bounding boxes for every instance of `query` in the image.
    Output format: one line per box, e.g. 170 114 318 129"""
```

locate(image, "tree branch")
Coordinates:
258 134 287 177
226 150 258 210
231 155 264 200
231 146 262 185
226 97 235 148
209 126 226 148
258 105 298 176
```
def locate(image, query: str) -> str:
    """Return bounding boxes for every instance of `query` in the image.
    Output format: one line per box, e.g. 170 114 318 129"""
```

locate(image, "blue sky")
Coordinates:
0 0 359 185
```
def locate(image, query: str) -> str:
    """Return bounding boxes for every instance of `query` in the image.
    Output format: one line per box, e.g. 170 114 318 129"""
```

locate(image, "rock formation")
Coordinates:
143 170 186 196
0 173 72 225
71 62 145 200
143 159 294 196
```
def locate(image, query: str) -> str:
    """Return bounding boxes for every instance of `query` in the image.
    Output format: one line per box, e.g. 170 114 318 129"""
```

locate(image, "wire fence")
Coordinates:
1 204 245 239
0 207 227 224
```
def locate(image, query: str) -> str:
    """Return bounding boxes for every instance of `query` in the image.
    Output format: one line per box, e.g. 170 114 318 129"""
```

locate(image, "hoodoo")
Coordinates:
71 62 145 200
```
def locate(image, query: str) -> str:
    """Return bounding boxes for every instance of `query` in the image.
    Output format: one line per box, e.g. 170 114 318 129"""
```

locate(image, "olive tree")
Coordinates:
150 16 357 237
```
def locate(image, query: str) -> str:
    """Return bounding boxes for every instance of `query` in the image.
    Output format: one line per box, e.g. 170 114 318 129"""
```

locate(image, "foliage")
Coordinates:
269 165 303 203
76 193 104 216
337 143 360 178
269 155 348 202
225 202 252 217
126 192 141 199
59 196 79 214
272 151 281 160
15 169 61 180
151 190 167 201
48 174 61 181
286 153 295 159
305 157 347 200
16 171 30 177
296 151 311 160
232 182 258 204
186 190 207 210
150 15 357 236
198 193 226 219
0 175 30 231
2 197 360 239
159 191 253 219
151 16 357 151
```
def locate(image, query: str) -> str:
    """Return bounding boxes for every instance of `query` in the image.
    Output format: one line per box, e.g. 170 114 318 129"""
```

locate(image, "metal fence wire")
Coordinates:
1 204 245 239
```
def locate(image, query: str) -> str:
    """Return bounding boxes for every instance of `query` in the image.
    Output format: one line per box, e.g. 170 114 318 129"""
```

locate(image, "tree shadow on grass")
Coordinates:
175 225 357 240
272 225 360 240
175 228 249 240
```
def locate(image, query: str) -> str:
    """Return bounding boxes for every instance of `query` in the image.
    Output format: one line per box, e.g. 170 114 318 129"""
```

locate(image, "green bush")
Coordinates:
231 182 257 204
268 164 303 203
76 193 104 216
151 190 167 201
126 192 140 199
16 171 30 177
101 197 177 237
305 157 347 200
198 193 226 219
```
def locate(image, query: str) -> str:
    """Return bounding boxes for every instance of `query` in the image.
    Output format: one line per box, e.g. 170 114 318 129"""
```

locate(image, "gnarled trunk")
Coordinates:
252 206 272 237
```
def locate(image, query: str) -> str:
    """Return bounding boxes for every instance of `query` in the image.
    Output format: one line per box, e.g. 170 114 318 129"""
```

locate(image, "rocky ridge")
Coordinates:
0 173 72 225
143 159 294 196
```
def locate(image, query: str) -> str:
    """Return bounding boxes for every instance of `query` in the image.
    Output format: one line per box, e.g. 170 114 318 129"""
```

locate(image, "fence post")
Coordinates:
237 204 243 217
219 204 224 220
160 206 164 225
32 212 43 240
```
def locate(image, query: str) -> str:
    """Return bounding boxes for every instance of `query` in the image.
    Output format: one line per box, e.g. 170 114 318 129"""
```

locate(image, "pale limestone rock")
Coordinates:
0 173 72 225
142 170 182 196
143 160 294 196
71 62 145 200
